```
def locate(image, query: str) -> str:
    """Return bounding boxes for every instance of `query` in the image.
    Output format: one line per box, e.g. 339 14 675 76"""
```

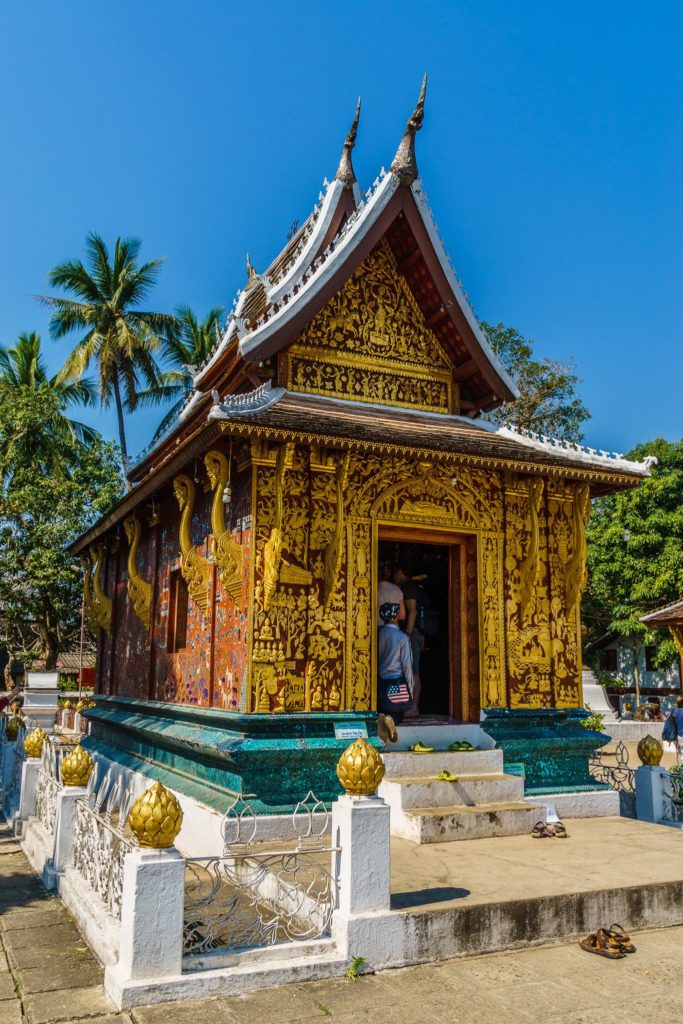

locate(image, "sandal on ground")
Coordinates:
579 930 625 959
436 770 458 781
607 923 637 954
531 821 555 838
410 742 434 753
553 821 569 838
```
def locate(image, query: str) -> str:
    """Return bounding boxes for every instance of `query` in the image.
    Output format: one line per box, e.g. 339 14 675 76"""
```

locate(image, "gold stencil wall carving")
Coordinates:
247 444 584 715
279 241 457 414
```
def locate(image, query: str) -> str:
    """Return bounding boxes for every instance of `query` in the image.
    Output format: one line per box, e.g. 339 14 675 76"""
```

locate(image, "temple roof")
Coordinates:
640 599 683 627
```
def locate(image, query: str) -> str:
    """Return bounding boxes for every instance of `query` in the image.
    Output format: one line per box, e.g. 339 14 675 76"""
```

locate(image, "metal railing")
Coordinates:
661 772 683 826
35 744 61 835
183 791 338 956
72 765 138 919
589 740 636 818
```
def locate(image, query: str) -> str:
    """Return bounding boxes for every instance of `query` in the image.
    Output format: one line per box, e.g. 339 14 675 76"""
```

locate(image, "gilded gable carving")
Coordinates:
280 241 456 414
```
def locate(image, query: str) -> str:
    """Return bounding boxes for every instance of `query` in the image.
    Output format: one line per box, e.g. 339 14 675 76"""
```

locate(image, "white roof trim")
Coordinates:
410 179 520 400
239 171 400 359
496 424 655 476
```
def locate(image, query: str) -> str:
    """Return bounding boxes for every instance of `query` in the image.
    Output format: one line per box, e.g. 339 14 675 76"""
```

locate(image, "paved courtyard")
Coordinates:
1 817 678 1023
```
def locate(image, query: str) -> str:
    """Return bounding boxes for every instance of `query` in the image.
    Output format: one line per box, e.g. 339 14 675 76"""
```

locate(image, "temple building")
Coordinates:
71 80 655 812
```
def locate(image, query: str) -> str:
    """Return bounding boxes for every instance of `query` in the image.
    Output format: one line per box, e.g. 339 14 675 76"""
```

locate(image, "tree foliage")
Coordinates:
38 232 177 477
482 322 591 442
583 438 683 668
133 305 224 440
0 385 123 669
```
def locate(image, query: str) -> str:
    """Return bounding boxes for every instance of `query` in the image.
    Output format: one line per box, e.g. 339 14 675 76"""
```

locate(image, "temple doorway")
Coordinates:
378 530 470 720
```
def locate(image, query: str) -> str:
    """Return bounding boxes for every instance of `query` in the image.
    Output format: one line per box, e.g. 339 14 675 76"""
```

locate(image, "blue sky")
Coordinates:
1 1 681 458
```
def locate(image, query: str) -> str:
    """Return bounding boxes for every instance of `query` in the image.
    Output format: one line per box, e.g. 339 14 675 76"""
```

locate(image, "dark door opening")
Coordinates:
378 537 456 718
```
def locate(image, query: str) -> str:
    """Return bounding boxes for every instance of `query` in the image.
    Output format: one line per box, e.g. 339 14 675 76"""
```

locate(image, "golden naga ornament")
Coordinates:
4 715 21 742
637 734 664 766
89 543 113 635
24 727 46 758
124 516 152 629
204 450 243 604
128 780 183 848
60 745 95 786
336 738 385 796
173 474 211 612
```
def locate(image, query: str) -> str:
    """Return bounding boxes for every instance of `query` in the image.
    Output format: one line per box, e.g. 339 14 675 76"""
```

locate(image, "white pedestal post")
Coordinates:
635 764 668 823
18 758 42 822
53 786 87 874
106 847 185 1003
332 794 391 916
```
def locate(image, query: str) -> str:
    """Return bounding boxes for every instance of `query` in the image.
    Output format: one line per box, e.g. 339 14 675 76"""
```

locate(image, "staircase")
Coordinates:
379 747 539 843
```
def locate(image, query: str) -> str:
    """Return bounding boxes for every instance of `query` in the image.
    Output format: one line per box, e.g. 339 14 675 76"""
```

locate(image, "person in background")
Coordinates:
674 696 683 762
394 563 423 717
377 602 414 736
377 562 406 622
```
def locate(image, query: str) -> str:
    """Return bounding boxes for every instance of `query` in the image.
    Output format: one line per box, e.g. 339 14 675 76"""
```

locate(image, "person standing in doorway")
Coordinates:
377 602 414 733
377 562 406 622
674 696 683 762
394 563 423 717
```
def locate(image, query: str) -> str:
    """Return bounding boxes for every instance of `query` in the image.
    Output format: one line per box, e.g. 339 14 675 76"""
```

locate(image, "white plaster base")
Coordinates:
525 789 621 819
21 817 57 889
58 865 120 967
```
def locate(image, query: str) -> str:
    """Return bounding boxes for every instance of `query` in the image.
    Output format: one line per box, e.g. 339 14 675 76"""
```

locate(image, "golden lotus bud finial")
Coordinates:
24 727 46 759
75 699 86 712
60 744 95 786
637 734 664 766
5 715 21 742
128 780 183 848
336 738 386 797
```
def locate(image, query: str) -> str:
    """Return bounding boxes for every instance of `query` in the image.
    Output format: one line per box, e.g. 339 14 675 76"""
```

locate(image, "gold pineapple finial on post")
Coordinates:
60 745 95 786
128 780 183 848
336 738 386 797
24 727 46 759
5 714 21 742
637 734 663 766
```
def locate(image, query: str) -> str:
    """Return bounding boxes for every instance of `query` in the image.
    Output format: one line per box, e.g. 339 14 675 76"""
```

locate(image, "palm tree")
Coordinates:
38 232 177 482
133 305 224 440
0 332 98 482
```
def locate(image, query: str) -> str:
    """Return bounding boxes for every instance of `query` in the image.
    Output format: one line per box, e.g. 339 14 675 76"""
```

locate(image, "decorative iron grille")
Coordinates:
661 772 683 826
72 764 137 919
589 740 636 818
183 791 338 955
35 745 62 835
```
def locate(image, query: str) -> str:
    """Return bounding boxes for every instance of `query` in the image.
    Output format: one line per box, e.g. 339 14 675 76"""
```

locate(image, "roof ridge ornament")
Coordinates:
335 98 361 189
246 253 258 286
390 73 427 185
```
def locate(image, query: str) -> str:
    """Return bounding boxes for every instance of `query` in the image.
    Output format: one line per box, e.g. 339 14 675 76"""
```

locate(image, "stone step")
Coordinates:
382 749 503 779
396 801 540 843
379 772 525 810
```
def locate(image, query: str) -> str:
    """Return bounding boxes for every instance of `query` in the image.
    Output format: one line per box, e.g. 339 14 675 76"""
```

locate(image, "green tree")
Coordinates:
133 305 223 440
583 438 683 668
482 322 590 442
0 384 123 668
0 332 97 483
38 233 177 481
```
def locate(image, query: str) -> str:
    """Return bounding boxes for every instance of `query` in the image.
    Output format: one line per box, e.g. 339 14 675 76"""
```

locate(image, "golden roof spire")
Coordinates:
335 98 361 189
390 74 427 185
246 253 257 284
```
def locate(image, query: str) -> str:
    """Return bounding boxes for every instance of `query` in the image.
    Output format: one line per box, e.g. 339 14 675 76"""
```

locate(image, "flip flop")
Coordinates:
436 770 458 781
607 924 637 954
531 821 555 838
448 741 474 751
410 742 435 753
579 930 625 959
553 821 569 838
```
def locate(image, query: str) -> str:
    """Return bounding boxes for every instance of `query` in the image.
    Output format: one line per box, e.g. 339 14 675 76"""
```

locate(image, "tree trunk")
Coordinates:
111 372 130 489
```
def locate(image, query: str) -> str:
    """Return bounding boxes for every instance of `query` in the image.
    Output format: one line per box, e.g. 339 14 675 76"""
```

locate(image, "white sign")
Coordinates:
334 723 368 740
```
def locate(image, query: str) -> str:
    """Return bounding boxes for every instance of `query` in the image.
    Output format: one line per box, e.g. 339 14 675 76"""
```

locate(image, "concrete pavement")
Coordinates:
1 817 678 1023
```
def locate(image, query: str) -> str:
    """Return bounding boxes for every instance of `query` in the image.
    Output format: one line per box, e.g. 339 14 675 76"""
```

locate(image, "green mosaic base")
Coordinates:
482 707 610 794
82 696 381 814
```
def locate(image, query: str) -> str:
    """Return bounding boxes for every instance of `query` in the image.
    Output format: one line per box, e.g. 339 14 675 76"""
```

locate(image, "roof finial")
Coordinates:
390 74 427 185
335 98 361 189
246 253 257 284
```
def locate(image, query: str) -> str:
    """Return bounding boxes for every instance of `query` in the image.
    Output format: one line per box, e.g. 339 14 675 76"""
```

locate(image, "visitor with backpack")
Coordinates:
394 562 425 717
663 696 683 762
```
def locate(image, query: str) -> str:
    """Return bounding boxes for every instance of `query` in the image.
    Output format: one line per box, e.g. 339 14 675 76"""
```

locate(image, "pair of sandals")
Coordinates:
531 820 569 838
579 925 636 959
